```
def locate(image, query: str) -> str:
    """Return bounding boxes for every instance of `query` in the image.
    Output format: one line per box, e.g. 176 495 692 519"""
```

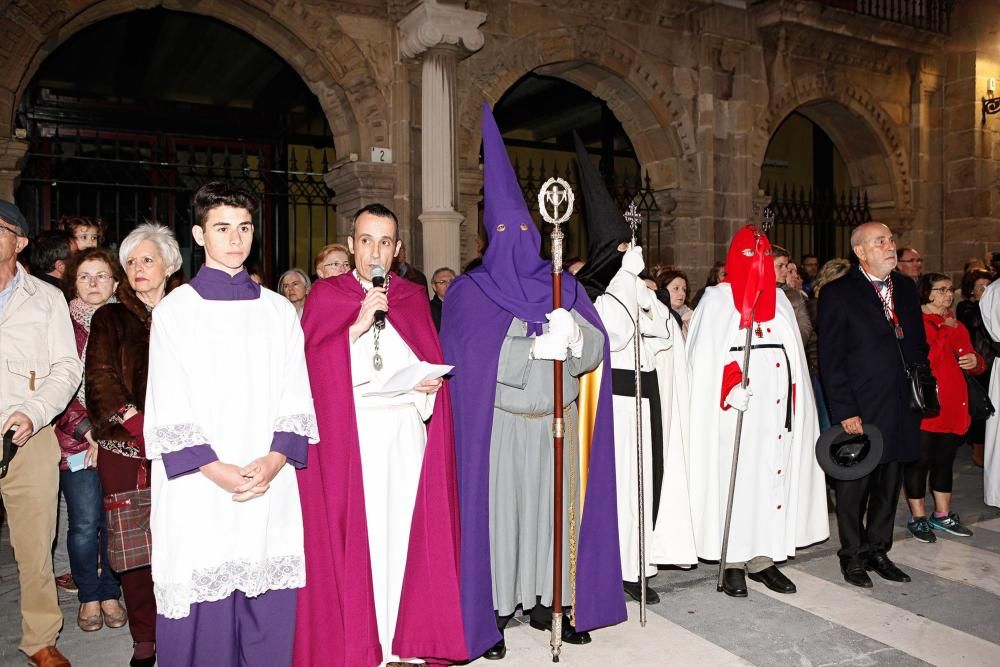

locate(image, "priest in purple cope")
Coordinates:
144 182 317 667
440 105 626 661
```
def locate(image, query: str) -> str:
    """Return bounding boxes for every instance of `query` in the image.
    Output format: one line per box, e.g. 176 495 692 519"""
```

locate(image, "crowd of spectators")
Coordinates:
3 194 1000 666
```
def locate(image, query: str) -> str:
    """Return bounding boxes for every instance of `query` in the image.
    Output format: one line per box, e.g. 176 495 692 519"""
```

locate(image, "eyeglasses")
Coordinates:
321 261 350 270
433 279 454 286
0 224 21 238
77 273 114 284
898 258 923 263
930 286 952 292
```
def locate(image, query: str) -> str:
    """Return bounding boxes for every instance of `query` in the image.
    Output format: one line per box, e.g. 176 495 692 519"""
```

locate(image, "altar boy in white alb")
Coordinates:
144 182 317 667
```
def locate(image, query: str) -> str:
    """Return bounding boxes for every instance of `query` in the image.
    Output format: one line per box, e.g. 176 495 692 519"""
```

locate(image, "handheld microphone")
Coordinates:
371 265 387 327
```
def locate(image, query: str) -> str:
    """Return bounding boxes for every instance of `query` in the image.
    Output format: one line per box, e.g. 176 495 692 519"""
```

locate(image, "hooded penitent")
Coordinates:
440 104 626 660
724 224 776 328
572 132 633 301
685 224 829 564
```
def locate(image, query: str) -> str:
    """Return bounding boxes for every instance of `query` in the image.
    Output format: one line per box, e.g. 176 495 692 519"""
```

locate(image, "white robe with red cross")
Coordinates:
685 283 828 564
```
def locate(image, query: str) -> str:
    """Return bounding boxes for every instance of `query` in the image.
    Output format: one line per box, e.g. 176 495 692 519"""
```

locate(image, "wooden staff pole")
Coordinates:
538 177 574 663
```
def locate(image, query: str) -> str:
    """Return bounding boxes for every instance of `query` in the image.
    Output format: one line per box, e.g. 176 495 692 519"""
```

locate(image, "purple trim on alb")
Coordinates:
163 444 219 479
271 432 307 469
189 266 261 301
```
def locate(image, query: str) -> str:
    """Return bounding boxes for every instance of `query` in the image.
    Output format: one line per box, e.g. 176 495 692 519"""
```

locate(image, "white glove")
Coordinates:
546 308 582 357
531 331 569 361
725 385 753 412
636 279 654 312
622 245 644 275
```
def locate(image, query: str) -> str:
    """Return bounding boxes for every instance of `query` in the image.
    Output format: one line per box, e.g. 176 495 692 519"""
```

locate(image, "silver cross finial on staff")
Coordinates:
624 201 641 246
538 177 575 274
760 206 775 234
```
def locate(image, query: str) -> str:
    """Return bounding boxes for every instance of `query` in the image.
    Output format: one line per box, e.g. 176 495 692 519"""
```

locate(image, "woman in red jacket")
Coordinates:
905 273 985 542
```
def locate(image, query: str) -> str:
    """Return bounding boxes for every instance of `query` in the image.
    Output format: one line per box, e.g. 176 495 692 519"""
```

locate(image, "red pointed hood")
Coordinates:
723 224 776 327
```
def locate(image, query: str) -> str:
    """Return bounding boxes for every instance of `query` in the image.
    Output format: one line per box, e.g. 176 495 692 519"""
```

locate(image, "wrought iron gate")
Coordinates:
15 126 335 284
513 155 662 266
764 183 872 261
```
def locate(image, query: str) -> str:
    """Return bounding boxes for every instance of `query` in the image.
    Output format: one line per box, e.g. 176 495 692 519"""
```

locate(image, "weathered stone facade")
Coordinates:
1 0 996 279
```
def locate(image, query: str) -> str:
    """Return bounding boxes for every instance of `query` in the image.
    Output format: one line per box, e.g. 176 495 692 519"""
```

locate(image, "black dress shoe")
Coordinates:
747 565 796 594
623 579 661 604
721 568 747 597
483 638 507 660
866 554 910 582
528 617 592 645
129 656 156 667
840 561 873 588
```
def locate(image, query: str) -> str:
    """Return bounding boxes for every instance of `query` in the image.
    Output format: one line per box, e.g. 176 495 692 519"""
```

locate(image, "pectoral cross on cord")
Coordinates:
372 327 383 371
359 276 386 370
870 276 903 339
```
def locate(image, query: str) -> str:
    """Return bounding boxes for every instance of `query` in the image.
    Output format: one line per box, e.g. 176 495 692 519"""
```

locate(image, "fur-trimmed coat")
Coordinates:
85 282 172 458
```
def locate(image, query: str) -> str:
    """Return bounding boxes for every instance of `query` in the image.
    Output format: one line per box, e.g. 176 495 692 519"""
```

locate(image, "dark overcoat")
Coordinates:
818 265 929 462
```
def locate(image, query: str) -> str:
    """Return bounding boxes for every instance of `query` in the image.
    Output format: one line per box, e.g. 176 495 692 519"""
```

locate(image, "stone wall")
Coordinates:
1 0 992 280
942 0 1000 279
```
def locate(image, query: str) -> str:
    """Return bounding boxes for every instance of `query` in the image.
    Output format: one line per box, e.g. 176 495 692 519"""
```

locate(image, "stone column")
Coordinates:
399 0 486 276
0 138 28 201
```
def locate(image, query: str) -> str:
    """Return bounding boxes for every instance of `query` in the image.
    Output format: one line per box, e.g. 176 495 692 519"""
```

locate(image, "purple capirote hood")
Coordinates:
473 103 580 323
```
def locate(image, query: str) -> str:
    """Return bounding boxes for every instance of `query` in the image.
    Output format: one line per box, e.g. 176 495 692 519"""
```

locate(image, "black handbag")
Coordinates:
891 324 940 416
905 362 940 416
966 374 995 421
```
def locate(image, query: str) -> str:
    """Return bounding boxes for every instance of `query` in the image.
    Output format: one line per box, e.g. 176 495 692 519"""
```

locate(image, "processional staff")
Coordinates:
538 177 574 663
623 202 648 626
717 207 775 593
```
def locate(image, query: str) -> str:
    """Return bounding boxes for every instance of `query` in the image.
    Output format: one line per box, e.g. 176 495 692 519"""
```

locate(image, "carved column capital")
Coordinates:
325 159 397 240
397 0 487 61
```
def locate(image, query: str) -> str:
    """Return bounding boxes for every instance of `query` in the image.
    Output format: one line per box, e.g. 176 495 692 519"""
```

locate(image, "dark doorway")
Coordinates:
15 8 335 285
492 74 661 266
760 111 870 262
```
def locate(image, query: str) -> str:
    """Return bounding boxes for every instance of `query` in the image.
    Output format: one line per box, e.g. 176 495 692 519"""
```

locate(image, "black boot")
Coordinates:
721 568 747 597
747 565 796 594
483 611 512 660
483 638 507 660
623 578 661 604
528 605 592 645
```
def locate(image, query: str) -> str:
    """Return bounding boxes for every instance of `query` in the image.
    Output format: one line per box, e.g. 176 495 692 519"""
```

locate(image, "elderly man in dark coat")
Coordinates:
818 222 929 588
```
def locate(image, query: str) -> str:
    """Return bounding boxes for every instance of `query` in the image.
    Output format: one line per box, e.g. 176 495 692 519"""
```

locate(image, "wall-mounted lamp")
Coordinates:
983 79 1000 126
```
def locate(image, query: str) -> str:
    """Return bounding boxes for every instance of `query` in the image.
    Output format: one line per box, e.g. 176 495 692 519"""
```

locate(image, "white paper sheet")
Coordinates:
361 361 454 398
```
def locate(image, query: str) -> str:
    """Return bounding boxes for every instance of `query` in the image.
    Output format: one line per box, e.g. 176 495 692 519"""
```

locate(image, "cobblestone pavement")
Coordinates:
3 449 998 666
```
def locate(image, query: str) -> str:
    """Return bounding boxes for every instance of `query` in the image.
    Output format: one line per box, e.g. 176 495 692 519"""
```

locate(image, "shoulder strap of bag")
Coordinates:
883 305 913 378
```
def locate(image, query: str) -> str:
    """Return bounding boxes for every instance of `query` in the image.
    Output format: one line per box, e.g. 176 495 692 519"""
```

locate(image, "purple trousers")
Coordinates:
156 588 296 667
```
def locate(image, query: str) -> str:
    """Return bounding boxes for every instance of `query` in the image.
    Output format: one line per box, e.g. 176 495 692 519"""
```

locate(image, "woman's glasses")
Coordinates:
77 273 114 284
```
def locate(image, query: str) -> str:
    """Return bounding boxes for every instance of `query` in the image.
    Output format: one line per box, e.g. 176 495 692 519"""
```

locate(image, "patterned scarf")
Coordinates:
69 295 117 406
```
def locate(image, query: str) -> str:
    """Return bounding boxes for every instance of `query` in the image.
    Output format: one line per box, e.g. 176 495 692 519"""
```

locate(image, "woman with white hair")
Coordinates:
85 222 182 667
278 267 311 317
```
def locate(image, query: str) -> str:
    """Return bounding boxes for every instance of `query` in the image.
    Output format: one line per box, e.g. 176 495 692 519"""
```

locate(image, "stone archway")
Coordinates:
1 0 388 156
753 75 912 223
455 24 699 264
